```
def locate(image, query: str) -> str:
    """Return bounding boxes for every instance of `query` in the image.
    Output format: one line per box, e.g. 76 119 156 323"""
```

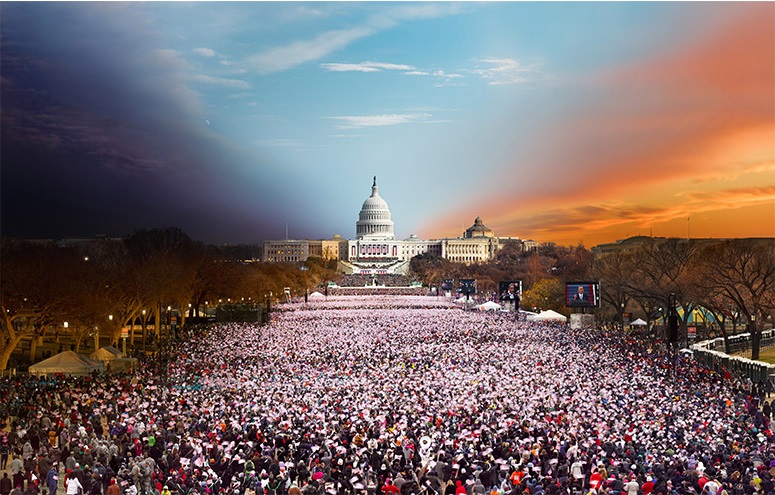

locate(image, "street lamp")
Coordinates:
621 303 626 331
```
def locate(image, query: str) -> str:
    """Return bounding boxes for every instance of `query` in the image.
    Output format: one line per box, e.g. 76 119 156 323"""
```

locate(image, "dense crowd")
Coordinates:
0 295 772 495
338 275 412 288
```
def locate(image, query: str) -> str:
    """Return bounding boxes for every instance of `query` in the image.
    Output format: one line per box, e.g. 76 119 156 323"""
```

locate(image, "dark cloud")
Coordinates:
1 3 298 244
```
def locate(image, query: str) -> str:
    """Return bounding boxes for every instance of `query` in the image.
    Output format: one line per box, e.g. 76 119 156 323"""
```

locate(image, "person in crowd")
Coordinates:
1 474 13 495
63 473 81 495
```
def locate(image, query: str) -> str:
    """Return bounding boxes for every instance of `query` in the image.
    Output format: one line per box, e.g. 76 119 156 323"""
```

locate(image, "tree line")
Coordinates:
1 229 773 370
0 227 339 370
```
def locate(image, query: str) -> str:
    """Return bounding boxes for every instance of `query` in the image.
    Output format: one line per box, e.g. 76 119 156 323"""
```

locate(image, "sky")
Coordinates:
1 2 773 247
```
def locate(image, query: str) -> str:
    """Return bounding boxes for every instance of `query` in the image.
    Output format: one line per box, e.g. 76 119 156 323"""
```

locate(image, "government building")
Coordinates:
262 177 534 274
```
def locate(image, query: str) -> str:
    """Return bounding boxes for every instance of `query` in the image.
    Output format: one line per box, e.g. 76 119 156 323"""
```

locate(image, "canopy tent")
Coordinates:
529 310 568 322
90 346 124 362
476 301 502 311
29 351 104 376
630 318 648 326
308 291 325 298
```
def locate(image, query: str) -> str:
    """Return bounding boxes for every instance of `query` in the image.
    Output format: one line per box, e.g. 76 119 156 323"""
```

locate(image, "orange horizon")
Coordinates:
421 3 775 249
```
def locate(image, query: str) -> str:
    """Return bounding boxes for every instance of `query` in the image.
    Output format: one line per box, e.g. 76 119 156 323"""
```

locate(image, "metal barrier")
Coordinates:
691 330 775 383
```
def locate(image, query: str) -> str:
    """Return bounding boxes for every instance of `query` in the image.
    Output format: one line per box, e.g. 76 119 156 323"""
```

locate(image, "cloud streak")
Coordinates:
191 74 251 89
469 58 545 85
193 47 216 57
246 4 465 74
246 27 374 75
320 61 415 72
327 113 433 129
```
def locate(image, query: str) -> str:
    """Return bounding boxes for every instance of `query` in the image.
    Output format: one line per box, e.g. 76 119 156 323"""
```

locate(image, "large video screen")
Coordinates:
458 279 477 295
565 281 600 307
498 281 522 302
441 279 455 291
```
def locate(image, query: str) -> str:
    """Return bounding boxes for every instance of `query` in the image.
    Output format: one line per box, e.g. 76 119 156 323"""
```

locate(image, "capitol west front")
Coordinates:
263 177 533 273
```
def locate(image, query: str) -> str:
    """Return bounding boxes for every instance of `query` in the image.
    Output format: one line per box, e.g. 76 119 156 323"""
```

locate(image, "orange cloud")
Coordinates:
425 3 775 246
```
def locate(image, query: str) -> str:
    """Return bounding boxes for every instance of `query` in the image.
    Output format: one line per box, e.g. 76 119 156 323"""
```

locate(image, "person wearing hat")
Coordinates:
105 480 119 495
641 475 654 495
623 474 639 495
382 478 400 495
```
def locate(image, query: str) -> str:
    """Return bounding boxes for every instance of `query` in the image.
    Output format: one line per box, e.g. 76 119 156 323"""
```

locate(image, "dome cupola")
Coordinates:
356 176 395 240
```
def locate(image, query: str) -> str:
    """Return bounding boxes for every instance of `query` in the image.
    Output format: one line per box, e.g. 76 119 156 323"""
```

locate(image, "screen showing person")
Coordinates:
574 285 588 302
499 281 521 301
566 282 597 307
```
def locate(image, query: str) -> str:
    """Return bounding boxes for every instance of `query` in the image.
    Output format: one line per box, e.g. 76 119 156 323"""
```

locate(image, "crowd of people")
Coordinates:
0 295 772 495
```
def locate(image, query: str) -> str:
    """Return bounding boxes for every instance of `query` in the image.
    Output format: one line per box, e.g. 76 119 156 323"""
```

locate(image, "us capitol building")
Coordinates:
263 177 535 274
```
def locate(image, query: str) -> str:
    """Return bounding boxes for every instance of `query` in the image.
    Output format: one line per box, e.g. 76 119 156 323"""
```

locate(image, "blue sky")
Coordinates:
2 2 772 245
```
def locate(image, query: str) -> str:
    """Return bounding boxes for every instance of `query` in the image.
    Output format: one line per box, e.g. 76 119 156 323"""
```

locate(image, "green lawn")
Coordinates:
733 347 775 364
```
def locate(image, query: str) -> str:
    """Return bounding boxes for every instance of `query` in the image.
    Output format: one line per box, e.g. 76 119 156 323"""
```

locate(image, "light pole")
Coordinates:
141 310 147 352
167 305 172 339
621 302 626 331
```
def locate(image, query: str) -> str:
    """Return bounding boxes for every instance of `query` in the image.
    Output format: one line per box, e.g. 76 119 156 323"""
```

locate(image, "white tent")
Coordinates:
29 351 104 376
308 291 325 298
630 318 648 326
530 310 568 322
90 346 123 362
477 301 502 311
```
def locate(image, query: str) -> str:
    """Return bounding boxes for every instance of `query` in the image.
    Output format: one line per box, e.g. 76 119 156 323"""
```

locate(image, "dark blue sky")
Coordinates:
1 2 298 244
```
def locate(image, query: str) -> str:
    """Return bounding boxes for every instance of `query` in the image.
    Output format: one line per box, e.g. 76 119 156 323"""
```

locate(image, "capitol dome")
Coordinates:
356 176 395 240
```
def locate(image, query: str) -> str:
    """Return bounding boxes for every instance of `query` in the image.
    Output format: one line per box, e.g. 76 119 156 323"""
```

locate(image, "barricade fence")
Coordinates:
691 329 775 384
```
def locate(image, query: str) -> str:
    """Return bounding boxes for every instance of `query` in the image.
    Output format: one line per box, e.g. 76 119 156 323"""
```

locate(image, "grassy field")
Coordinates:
733 347 775 364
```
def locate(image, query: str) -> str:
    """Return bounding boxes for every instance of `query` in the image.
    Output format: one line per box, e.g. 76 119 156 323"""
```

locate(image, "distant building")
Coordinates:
262 239 309 263
590 235 774 258
262 177 535 273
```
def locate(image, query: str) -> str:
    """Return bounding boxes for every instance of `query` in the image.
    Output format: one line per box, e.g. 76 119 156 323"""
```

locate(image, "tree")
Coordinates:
694 239 775 359
590 250 636 327
625 238 700 345
0 240 84 370
521 278 565 314
124 227 204 339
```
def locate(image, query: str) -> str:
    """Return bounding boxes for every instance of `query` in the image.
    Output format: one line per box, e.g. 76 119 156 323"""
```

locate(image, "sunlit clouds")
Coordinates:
425 3 774 246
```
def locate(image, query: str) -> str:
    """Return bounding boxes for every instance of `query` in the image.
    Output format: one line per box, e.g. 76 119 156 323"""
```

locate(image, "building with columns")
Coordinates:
263 177 533 273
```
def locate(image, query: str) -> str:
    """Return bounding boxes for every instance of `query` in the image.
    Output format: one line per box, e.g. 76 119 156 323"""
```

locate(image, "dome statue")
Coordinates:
356 176 395 240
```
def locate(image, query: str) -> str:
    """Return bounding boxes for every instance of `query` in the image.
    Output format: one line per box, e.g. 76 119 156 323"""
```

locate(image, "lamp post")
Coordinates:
621 302 626 331
167 305 172 339
141 310 147 352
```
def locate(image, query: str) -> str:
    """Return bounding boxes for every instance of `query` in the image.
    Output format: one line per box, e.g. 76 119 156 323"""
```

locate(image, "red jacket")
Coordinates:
382 483 400 495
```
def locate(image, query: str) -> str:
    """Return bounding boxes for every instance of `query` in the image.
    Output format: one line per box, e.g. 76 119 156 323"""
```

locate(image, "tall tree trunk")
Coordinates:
29 336 38 362
155 305 161 340
751 318 761 361
0 334 24 371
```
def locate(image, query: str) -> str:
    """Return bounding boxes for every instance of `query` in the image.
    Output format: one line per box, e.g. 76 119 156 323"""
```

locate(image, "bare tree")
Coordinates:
694 239 775 359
